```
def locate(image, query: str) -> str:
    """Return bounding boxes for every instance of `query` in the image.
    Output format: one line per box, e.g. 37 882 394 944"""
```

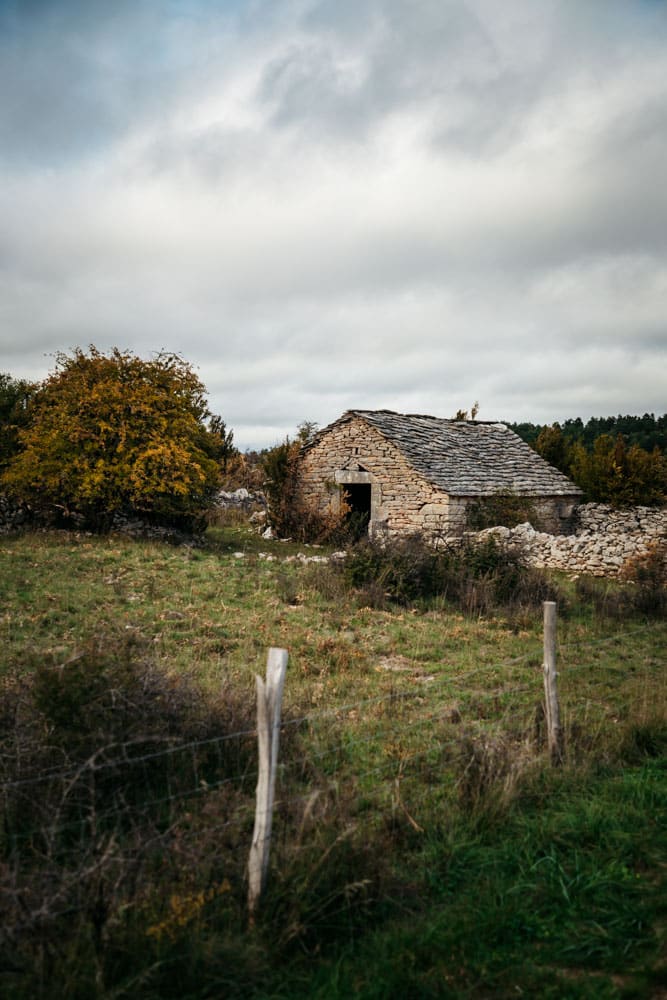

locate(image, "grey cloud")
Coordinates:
258 0 513 148
0 2 143 164
0 0 245 167
259 0 667 171
143 126 271 183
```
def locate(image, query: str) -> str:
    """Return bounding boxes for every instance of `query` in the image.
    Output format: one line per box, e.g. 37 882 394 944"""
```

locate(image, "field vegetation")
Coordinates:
1 523 666 998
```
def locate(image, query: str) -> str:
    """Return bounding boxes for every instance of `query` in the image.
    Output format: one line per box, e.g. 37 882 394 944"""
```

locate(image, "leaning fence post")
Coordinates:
247 647 288 920
542 601 563 764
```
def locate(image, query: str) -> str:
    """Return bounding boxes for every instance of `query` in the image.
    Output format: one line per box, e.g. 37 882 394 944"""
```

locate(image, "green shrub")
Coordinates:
569 434 667 506
343 534 559 615
466 490 540 531
344 536 441 606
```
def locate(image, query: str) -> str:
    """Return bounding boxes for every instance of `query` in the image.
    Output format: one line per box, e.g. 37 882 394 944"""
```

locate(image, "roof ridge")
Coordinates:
347 408 505 426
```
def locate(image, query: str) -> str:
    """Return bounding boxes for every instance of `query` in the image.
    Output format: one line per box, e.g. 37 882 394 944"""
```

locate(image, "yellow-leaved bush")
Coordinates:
2 347 232 530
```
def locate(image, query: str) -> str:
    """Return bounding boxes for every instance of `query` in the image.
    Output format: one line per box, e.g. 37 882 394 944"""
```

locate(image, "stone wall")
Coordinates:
0 495 31 533
0 494 202 545
217 488 265 512
479 504 667 577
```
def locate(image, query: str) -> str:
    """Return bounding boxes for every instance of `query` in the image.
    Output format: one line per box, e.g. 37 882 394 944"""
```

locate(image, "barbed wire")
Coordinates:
0 673 544 808
2 616 663 798
559 621 660 650
2 689 531 840
1 685 543 846
1 682 603 850
0 722 261 790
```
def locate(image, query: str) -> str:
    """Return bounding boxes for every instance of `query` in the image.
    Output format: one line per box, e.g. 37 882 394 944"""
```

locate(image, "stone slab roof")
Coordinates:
317 410 582 497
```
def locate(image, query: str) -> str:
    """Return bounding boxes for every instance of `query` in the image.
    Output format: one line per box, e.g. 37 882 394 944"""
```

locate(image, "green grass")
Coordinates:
0 527 665 999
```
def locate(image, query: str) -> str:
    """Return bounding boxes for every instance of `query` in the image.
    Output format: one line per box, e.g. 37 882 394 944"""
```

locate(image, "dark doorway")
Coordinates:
343 483 371 539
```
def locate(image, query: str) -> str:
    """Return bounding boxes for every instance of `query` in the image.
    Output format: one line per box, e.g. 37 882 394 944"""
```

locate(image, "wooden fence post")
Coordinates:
247 647 288 920
542 601 563 764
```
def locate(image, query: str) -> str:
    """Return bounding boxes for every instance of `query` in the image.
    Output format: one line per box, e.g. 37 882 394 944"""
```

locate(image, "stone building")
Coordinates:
295 409 582 539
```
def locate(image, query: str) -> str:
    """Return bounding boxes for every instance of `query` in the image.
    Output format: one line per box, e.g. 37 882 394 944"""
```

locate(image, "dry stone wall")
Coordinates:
479 504 667 577
0 495 31 532
0 494 203 545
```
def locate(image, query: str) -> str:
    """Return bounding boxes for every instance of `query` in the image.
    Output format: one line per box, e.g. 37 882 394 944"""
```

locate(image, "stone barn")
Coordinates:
295 410 582 539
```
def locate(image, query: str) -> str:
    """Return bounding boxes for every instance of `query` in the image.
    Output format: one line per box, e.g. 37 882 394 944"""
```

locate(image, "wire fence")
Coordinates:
2 617 662 795
1 615 664 932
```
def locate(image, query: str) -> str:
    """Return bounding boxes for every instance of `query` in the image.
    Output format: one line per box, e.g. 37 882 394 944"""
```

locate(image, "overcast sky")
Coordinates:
1 0 666 449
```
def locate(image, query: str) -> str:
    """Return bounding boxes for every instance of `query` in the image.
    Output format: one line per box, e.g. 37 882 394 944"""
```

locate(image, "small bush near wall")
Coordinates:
465 491 541 531
342 534 559 616
621 540 667 616
262 438 351 544
573 538 666 618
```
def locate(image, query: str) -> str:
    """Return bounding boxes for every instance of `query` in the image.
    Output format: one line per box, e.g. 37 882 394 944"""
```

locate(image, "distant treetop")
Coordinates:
506 413 667 454
506 413 667 506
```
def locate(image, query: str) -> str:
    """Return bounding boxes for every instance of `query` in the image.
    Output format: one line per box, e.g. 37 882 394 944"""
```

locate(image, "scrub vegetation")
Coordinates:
1 524 665 999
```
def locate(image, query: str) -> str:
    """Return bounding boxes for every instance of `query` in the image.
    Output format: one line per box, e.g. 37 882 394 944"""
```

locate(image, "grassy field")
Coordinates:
1 524 666 998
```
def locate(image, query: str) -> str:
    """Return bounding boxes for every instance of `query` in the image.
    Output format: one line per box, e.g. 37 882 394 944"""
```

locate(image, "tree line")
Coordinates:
507 414 667 454
507 416 667 507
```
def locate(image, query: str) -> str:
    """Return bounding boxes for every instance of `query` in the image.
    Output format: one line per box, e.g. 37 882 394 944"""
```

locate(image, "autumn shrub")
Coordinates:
261 437 300 534
2 347 231 532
